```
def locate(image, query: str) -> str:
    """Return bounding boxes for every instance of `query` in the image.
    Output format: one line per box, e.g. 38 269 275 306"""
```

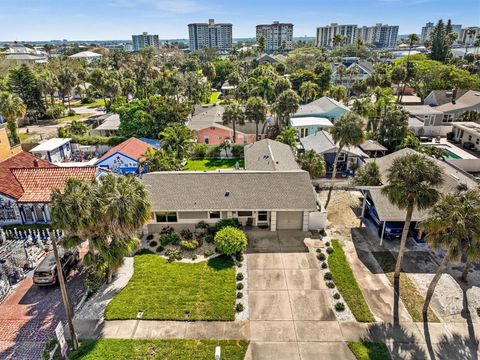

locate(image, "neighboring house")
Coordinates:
289 117 333 138
292 97 349 121
358 140 387 158
360 148 478 243
94 137 153 174
331 59 374 88
451 122 480 150
424 89 469 107
244 139 299 171
141 170 325 233
300 130 368 175
402 105 444 127
30 138 72 163
90 114 120 137
256 53 286 64
431 90 480 123
5 53 47 64
188 105 269 145
69 50 102 62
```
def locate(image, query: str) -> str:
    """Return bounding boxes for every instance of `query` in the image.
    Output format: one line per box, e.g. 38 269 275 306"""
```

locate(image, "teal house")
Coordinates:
290 117 333 138
292 97 349 121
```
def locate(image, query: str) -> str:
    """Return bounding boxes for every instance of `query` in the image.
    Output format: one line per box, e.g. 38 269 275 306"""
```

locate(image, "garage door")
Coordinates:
276 211 303 230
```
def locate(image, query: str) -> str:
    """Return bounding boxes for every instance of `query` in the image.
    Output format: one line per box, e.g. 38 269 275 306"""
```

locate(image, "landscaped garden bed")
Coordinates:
183 158 244 171
51 339 249 360
372 251 439 322
347 341 391 360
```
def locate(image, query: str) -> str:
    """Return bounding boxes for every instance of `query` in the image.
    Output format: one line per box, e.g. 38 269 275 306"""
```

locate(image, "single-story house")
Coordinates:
30 138 72 163
90 114 120 137
244 139 299 171
95 137 153 174
451 122 480 151
69 50 102 63
289 117 333 138
187 105 269 145
358 140 388 158
0 152 97 226
359 148 478 243
5 53 47 64
141 170 325 233
292 97 349 121
300 130 368 175
256 54 286 64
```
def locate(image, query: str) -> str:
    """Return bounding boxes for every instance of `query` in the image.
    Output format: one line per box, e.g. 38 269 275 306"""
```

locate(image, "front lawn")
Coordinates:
347 342 391 360
55 113 93 124
72 99 106 108
54 339 248 360
19 131 39 143
208 91 220 104
328 240 375 322
105 251 236 320
183 158 244 171
372 251 439 322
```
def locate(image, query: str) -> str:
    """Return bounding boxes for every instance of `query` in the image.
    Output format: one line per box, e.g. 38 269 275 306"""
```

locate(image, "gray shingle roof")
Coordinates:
359 140 388 152
295 97 349 117
301 131 368 158
244 139 299 171
141 170 318 212
365 148 478 222
436 90 480 112
429 89 469 106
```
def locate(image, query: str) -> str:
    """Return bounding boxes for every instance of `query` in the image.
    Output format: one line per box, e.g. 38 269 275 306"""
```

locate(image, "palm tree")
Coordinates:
299 81 320 104
328 85 347 103
420 190 480 316
465 28 477 57
57 66 77 110
400 34 419 102
0 91 26 145
354 38 364 58
298 150 326 179
352 162 382 186
346 65 359 100
381 153 443 283
336 64 347 85
272 89 300 129
222 103 245 144
324 113 365 208
256 76 275 103
391 66 407 102
276 127 298 148
159 123 195 161
332 34 344 49
245 96 267 141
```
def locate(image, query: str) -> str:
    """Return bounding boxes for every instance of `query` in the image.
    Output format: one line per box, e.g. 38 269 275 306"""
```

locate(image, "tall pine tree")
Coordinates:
8 64 45 119
429 20 451 63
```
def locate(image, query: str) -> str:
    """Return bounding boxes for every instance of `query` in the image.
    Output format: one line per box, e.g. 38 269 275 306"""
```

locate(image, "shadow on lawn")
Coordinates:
207 255 235 271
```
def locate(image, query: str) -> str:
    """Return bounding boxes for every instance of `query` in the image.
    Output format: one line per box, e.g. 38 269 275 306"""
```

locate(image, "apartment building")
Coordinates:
459 27 480 45
132 32 160 52
316 23 398 48
256 21 293 51
188 19 232 53
316 23 357 47
421 22 435 43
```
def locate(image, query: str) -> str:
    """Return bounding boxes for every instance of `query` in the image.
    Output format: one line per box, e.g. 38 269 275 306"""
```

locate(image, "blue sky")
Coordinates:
0 0 478 41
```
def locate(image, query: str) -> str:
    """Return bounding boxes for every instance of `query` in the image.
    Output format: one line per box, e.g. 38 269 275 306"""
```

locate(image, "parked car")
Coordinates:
33 248 79 286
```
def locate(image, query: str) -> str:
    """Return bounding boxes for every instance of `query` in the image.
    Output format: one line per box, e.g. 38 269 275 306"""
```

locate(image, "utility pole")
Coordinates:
51 236 79 351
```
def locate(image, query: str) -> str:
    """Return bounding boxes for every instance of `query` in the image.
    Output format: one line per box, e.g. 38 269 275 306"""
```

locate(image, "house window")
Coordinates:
209 211 221 219
204 136 209 144
155 212 177 223
476 138 479 145
238 211 253 217
442 114 453 122
468 135 472 141
258 211 268 222
337 153 346 162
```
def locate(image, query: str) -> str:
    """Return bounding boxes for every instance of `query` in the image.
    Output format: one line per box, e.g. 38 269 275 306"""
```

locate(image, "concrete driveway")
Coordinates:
245 231 355 360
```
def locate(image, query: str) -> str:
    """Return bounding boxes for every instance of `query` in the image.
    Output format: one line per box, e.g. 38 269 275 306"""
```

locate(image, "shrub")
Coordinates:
237 292 243 299
335 302 345 311
326 247 334 254
207 146 221 158
236 273 244 281
316 248 323 254
67 109 76 117
236 282 244 290
195 221 210 232
333 293 341 300
180 240 199 251
160 233 180 246
321 262 328 269
320 229 327 236
327 281 336 289
46 104 65 120
164 248 183 262
192 254 198 260
149 240 158 247
146 234 154 240
214 227 248 255
204 234 215 244
84 269 105 295
212 218 241 233
203 248 214 257
231 145 244 158
156 245 164 253
42 338 58 360
317 253 326 261
180 228 193 240
235 253 244 262
236 303 244 312
324 272 333 281
70 135 127 146
325 241 330 247
81 97 94 104
192 144 209 159
237 262 242 268
160 226 174 235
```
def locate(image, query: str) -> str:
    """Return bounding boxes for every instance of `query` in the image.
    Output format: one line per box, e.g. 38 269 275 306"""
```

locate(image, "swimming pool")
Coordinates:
430 145 463 159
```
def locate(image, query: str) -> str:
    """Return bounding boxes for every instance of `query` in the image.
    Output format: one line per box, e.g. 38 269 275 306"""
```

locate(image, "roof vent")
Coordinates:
225 191 230 197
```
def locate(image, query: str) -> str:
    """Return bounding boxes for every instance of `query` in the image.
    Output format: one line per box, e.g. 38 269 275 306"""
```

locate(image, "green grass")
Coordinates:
54 339 249 360
18 131 39 143
55 113 93 124
208 91 220 104
183 158 245 171
72 99 106 108
328 240 375 322
372 251 439 322
105 251 236 320
347 342 391 360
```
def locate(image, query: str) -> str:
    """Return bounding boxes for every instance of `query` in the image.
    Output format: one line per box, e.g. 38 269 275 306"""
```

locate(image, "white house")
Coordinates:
30 138 72 163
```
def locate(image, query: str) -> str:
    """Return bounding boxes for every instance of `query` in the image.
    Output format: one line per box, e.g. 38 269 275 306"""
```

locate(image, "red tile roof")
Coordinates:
0 152 55 200
11 167 97 203
97 137 152 163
